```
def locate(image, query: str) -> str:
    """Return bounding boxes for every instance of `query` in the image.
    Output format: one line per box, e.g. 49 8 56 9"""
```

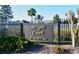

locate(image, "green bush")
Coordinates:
64 33 71 41
53 45 64 54
0 36 27 53
27 41 37 47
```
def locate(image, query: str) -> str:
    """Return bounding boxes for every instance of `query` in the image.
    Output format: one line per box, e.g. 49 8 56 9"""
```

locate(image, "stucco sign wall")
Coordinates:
24 23 53 42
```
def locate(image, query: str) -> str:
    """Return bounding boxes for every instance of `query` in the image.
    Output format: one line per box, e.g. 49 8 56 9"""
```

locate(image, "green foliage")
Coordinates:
0 36 27 53
27 8 36 22
27 8 36 16
35 14 43 22
27 41 37 47
53 14 61 24
0 5 13 22
53 45 64 54
54 30 71 42
64 34 71 41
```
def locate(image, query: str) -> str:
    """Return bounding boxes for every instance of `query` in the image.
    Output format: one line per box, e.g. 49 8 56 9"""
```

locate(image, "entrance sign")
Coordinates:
24 23 53 42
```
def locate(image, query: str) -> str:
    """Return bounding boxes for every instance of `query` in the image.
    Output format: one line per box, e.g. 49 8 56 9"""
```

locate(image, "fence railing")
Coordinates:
53 23 77 45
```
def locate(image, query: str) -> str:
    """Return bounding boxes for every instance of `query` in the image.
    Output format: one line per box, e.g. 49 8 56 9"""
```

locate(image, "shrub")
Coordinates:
27 41 37 47
53 45 64 54
0 36 27 53
64 33 71 41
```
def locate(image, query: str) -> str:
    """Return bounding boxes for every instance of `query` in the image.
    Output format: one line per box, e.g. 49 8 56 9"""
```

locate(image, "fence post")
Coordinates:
20 23 23 37
52 24 54 45
58 21 61 45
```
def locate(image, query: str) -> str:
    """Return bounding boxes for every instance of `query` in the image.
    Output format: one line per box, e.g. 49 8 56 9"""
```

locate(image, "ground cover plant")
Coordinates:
0 35 37 53
53 45 64 54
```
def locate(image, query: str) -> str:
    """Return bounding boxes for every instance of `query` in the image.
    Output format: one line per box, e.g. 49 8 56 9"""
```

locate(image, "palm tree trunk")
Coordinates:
31 16 33 22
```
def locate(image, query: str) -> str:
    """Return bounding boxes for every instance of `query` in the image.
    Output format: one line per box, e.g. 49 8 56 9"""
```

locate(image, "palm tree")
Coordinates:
35 14 43 23
27 8 36 22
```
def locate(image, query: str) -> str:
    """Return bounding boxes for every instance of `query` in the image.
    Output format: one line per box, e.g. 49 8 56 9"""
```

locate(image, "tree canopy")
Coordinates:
0 5 13 22
27 8 37 22
35 14 43 23
27 8 36 16
53 14 61 23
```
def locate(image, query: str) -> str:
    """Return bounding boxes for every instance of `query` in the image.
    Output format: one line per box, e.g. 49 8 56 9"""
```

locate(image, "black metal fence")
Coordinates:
53 22 78 45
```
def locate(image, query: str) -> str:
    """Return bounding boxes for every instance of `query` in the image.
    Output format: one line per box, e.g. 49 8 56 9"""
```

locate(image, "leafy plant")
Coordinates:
0 36 27 53
53 45 64 54
27 41 37 47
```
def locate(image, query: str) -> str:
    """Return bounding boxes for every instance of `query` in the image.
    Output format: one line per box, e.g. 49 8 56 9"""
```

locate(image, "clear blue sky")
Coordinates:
11 5 79 21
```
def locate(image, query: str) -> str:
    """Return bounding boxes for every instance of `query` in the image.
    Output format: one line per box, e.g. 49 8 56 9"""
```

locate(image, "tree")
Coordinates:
76 9 79 46
27 8 36 22
53 14 61 24
66 10 79 47
0 5 13 22
35 14 43 23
